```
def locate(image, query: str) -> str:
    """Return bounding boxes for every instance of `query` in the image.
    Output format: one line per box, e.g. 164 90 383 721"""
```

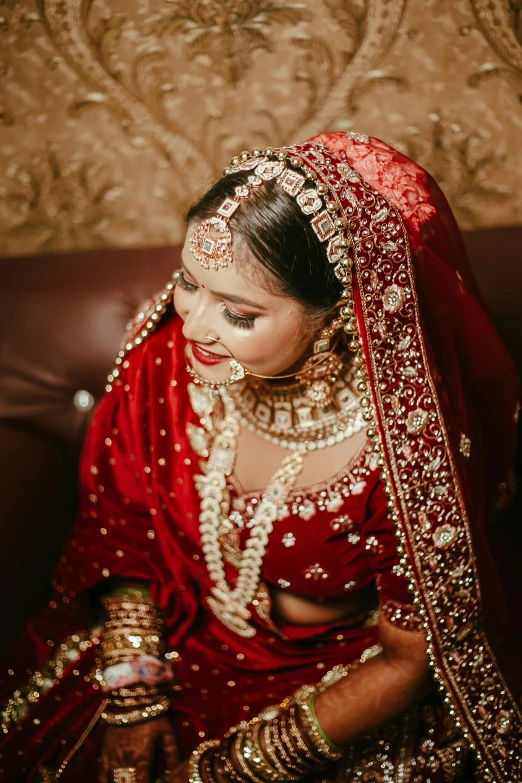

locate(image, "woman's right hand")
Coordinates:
99 716 179 783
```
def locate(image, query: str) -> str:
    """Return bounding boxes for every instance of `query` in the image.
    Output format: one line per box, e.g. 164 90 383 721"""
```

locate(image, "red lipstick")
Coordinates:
190 342 229 366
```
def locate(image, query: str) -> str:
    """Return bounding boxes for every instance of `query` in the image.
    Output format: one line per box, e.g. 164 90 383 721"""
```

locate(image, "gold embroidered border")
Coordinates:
1 632 95 735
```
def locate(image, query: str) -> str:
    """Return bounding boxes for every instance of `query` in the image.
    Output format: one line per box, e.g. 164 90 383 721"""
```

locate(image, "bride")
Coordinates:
1 132 520 783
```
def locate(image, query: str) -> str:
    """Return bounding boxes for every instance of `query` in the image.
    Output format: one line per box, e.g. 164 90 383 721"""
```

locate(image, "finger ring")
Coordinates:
113 769 137 783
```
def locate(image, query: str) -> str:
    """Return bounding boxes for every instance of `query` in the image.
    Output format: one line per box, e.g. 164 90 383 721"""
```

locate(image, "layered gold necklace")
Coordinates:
191 355 366 638
227 352 366 452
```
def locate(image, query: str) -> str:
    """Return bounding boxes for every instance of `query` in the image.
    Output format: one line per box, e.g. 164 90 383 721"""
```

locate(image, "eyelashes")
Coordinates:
220 308 256 330
177 272 257 331
177 274 197 292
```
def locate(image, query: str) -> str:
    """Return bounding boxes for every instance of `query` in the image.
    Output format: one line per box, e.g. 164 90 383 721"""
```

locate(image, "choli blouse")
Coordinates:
229 441 395 599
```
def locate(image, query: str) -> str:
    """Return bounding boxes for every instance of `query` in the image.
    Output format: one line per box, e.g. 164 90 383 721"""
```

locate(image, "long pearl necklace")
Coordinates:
196 391 304 637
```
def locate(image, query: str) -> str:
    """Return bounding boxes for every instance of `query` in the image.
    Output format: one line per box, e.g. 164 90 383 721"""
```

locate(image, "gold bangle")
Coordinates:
104 607 158 619
102 592 155 607
103 613 159 629
217 736 251 783
287 705 323 763
296 701 343 761
233 729 268 783
111 695 158 708
279 712 300 757
115 685 162 698
250 720 283 778
267 719 306 776
103 650 162 665
243 723 280 783
260 722 295 779
101 694 170 726
102 597 161 633
101 625 162 667
111 683 165 702
103 625 161 644
101 626 160 638
202 746 220 783
188 740 221 783
280 711 320 771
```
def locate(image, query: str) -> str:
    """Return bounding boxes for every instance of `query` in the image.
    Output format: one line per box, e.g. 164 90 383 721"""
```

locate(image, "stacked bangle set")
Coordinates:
98 593 350 782
189 671 350 783
99 592 174 727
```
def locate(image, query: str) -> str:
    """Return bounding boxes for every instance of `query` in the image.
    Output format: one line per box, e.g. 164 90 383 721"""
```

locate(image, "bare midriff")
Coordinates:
269 582 377 627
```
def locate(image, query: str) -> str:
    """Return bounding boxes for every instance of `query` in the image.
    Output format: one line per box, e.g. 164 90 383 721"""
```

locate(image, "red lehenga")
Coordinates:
1 133 520 783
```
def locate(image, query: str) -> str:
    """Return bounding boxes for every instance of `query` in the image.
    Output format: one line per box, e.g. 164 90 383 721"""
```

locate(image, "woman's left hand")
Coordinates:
99 716 179 783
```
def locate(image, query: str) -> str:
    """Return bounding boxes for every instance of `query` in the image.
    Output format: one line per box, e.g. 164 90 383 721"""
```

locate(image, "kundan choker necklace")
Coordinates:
227 354 366 452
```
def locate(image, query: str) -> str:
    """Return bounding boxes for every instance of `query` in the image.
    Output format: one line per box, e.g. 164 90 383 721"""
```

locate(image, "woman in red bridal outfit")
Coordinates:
1 132 520 783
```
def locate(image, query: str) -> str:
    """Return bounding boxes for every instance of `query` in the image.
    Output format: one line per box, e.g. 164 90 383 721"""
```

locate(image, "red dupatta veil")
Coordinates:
305 132 521 781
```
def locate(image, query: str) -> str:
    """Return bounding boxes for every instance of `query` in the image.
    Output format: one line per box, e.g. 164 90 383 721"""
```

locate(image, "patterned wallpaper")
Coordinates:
1 0 521 256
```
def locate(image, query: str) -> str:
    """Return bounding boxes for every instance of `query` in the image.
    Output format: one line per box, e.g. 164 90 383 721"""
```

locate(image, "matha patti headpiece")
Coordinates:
189 148 354 280
189 161 267 269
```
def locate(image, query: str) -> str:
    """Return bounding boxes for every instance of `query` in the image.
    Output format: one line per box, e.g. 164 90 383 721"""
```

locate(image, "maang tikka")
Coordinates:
189 164 270 270
188 153 338 272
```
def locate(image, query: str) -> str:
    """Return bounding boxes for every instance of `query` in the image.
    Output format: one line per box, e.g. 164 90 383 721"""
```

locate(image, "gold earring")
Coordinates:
296 304 354 405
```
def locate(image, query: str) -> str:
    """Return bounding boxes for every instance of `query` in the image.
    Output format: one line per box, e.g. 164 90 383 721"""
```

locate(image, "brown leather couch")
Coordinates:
1 231 521 653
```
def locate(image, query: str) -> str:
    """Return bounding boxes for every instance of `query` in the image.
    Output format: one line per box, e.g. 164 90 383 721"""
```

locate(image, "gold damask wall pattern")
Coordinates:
0 0 521 256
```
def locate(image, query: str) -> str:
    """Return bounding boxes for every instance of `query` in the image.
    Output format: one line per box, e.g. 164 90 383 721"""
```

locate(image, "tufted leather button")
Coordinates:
73 389 94 412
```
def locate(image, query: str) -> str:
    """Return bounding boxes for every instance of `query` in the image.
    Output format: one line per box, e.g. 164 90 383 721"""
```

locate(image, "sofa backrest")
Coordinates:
0 245 179 647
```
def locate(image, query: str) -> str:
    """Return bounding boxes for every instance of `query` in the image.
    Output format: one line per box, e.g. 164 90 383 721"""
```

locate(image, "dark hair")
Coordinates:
187 171 341 329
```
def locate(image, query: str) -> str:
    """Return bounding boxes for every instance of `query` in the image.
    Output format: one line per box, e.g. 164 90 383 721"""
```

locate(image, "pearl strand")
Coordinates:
196 391 303 638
